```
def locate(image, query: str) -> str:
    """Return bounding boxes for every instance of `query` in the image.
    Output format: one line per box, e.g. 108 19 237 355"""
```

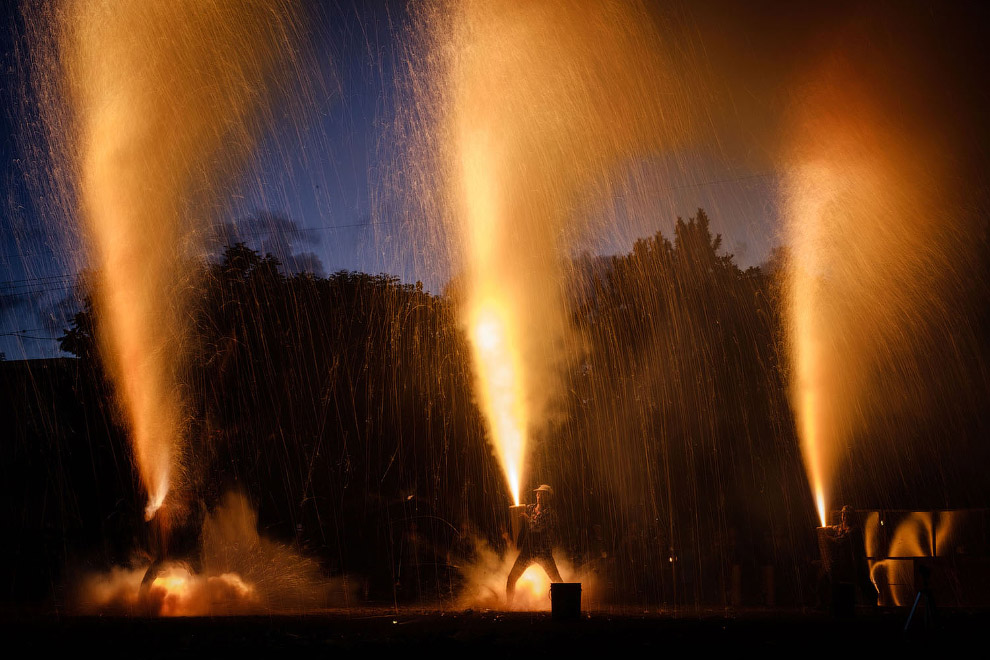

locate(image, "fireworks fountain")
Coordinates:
781 12 988 526
403 0 698 507
4 0 988 621
16 0 355 614
37 0 303 524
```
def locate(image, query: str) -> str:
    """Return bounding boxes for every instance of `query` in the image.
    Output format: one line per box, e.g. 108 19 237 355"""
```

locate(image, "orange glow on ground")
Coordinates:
146 565 256 616
514 565 552 608
79 563 258 617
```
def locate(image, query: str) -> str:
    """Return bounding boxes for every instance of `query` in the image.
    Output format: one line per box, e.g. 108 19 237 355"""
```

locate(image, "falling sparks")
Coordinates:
415 0 693 506
783 46 970 526
49 0 302 521
4 0 982 618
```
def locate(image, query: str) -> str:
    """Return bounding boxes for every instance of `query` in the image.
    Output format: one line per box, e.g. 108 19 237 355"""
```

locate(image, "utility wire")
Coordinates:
0 331 64 341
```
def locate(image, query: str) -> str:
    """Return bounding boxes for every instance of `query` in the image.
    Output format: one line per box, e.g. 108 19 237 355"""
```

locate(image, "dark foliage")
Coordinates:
5 210 988 608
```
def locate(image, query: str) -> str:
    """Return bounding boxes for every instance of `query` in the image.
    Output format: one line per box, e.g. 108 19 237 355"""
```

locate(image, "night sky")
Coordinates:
2 0 987 360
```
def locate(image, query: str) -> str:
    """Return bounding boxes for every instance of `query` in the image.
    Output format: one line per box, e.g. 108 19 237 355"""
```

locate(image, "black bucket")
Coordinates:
550 582 581 621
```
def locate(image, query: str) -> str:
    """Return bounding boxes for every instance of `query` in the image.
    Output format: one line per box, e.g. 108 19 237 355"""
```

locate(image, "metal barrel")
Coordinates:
509 505 527 547
817 526 836 573
551 582 582 621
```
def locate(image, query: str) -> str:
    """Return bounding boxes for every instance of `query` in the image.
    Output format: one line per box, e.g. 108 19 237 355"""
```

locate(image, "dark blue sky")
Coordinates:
0 0 782 360
21 0 988 359
0 0 423 359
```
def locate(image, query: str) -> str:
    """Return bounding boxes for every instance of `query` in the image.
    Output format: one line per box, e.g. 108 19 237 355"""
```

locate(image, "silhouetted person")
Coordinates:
140 492 205 594
824 505 878 606
506 484 563 607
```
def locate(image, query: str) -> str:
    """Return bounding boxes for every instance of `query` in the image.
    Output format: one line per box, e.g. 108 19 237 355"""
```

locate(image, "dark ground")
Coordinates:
3 608 987 656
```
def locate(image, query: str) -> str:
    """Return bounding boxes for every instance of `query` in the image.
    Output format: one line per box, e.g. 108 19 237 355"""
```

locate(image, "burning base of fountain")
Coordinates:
75 493 351 616
83 562 259 617
453 535 597 612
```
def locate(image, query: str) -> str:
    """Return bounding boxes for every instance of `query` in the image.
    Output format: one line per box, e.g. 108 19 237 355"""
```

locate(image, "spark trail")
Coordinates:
783 50 975 523
410 0 694 504
47 0 302 521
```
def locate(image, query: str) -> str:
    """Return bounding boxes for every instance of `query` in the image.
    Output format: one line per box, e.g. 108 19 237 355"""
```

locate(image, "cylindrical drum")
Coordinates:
509 505 527 547
551 583 582 621
817 526 835 574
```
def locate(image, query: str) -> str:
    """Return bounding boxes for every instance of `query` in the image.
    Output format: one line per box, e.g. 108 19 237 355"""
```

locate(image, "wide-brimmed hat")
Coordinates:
533 484 553 496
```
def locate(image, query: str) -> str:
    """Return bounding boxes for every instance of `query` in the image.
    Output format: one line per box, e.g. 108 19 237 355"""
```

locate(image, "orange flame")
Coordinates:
514 565 552 608
468 298 527 505
429 0 690 507
56 0 300 521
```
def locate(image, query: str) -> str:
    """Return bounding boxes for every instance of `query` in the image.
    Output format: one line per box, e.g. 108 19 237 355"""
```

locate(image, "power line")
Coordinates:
0 273 75 287
0 330 63 341
0 278 77 296
0 284 80 298
0 217 397 263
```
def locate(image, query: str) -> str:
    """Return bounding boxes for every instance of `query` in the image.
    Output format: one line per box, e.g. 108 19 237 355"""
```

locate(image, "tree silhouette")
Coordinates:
59 295 98 361
21 208 985 607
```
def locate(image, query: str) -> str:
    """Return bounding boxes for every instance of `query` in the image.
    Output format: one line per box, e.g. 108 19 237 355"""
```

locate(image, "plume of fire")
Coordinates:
783 52 960 525
50 0 302 521
412 0 694 505
468 299 527 505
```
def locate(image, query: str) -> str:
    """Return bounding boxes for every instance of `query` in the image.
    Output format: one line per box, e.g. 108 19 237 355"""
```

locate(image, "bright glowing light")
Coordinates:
816 490 827 527
144 482 168 521
515 565 552 606
784 56 959 537
56 0 299 521
152 568 191 599
468 300 527 506
81 562 262 617
148 566 256 616
434 0 686 508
